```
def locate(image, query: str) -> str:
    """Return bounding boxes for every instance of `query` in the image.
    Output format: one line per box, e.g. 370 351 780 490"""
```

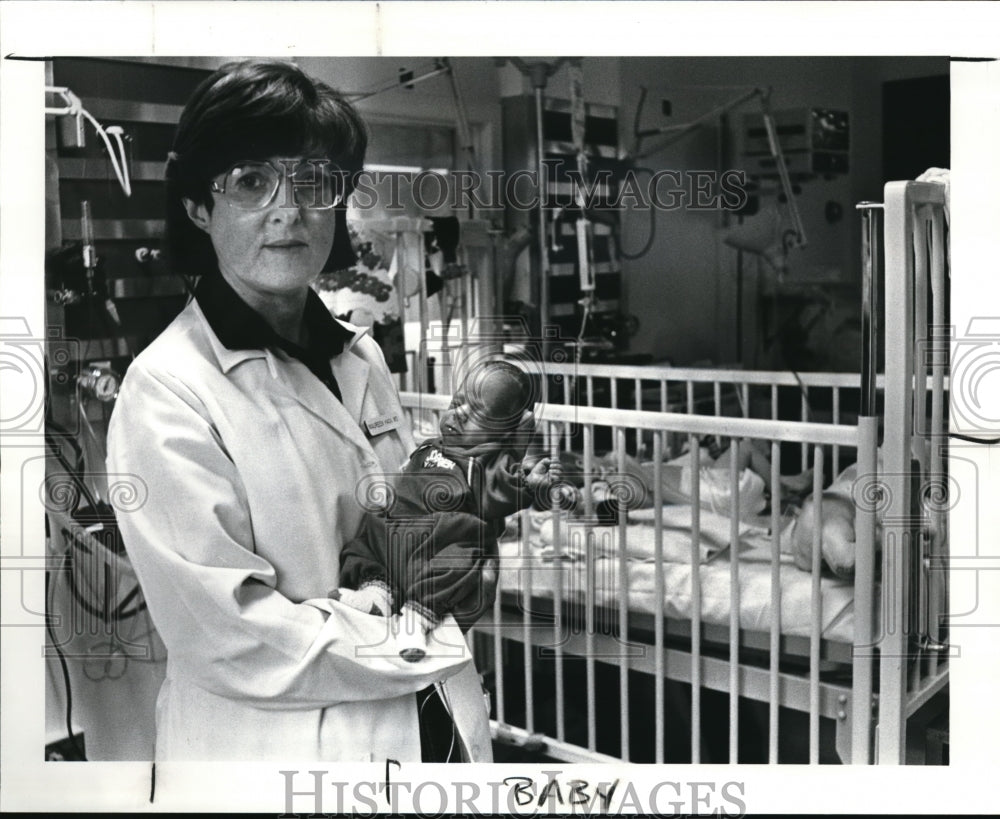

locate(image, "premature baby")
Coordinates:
336 359 561 660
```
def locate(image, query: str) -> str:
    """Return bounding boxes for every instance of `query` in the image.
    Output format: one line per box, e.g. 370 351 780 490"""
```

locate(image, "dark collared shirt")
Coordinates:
195 273 354 403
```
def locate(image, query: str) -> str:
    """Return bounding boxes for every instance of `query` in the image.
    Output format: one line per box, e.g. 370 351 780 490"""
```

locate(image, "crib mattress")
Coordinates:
498 506 857 645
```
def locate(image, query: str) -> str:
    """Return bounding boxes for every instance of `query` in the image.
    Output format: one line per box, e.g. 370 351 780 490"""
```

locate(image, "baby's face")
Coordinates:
439 369 523 447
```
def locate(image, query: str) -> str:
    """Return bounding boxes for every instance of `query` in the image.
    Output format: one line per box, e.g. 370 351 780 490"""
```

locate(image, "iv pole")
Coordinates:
498 58 576 362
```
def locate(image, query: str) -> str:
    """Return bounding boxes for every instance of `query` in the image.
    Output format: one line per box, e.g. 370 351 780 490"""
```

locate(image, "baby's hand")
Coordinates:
525 457 561 489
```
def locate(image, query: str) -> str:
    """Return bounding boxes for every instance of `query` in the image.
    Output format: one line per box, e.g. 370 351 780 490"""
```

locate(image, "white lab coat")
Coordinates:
106 298 492 762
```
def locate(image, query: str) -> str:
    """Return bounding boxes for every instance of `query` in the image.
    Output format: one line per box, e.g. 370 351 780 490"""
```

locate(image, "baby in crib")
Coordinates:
334 359 563 660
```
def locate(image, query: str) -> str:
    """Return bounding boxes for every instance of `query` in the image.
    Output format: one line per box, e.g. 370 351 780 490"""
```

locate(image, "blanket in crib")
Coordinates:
500 506 857 643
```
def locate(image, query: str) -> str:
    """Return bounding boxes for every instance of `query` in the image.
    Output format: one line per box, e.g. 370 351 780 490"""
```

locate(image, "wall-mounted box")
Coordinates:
742 107 849 178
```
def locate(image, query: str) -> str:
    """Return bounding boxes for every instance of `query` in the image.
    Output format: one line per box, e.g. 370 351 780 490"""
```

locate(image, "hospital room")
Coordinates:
37 53 957 770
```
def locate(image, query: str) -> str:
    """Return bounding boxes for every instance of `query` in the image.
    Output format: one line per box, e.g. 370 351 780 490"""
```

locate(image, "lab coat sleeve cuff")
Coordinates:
301 599 472 666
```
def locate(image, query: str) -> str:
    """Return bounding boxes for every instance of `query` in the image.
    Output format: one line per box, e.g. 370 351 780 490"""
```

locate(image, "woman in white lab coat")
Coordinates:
106 60 494 762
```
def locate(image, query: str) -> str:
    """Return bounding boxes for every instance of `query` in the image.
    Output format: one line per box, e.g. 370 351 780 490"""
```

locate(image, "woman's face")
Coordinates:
184 156 337 299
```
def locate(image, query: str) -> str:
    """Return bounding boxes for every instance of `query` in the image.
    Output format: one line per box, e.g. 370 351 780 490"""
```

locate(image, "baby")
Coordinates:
336 359 561 660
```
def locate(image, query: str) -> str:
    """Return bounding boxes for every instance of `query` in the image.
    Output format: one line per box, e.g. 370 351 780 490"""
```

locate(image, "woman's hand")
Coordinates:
329 583 392 617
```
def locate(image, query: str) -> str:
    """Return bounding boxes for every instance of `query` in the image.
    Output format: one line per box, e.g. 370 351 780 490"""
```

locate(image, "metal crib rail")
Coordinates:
396 175 951 762
400 392 861 447
397 391 878 764
879 179 951 765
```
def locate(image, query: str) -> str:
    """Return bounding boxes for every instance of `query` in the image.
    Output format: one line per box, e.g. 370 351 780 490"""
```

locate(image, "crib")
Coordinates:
397 179 950 764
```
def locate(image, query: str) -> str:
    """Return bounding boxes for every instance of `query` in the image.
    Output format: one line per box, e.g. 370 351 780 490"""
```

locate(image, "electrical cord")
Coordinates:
790 369 813 421
79 109 131 197
949 433 1000 444
615 167 658 260
47 419 86 476
44 432 100 514
60 525 147 623
46 416 146 622
45 560 87 761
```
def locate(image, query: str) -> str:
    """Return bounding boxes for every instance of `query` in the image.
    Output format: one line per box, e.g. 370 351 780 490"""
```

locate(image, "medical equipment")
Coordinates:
45 86 132 198
77 363 121 403
630 85 808 268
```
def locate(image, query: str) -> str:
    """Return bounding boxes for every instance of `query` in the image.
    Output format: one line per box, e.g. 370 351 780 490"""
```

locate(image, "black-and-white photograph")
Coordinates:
2 2 999 815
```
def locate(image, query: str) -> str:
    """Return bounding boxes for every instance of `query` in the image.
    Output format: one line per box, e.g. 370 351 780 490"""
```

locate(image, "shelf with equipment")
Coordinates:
47 58 213 377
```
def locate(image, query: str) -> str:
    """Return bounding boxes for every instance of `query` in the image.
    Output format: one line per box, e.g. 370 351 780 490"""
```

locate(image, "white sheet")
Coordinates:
500 507 857 644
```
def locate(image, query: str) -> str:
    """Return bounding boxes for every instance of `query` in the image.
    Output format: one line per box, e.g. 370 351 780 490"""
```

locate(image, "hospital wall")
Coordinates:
121 56 948 372
618 56 948 369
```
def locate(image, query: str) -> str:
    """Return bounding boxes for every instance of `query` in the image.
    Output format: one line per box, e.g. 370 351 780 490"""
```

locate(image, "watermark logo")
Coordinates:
949 316 1000 436
278 767 748 816
348 163 749 214
1 318 78 437
268 159 752 213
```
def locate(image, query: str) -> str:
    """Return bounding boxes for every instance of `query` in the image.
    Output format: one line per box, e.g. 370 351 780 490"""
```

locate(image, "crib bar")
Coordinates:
927 205 947 680
397 245 410 390
534 359 938 393
809 446 825 764
583 423 597 751
635 378 643 412
517 401 862 447
653 431 666 764
880 181 929 763
912 210 930 473
800 388 809 470
771 384 778 421
583 423 595 519
522 508 535 735
491 609 854 718
689 433 702 764
687 381 695 415
550 422 566 743
541 413 554 457
585 527 597 752
832 387 841 478
741 383 750 418
586 376 594 409
910 210 930 697
491 722 622 764
440 301 453 396
616 429 630 761
494 559 505 726
563 377 572 452
768 442 783 763
660 381 669 456
714 381 722 418
728 443 741 762
610 378 618 411
416 233 430 396
852 415 879 763
859 204 881 417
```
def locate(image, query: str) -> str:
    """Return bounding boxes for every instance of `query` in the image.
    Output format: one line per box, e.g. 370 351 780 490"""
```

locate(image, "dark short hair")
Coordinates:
164 60 367 277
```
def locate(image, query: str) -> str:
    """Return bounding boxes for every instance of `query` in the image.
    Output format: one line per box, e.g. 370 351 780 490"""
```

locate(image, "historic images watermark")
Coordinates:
278 767 748 816
275 158 751 214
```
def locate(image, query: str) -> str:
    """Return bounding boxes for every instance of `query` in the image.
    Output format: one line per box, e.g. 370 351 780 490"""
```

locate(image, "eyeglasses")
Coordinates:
210 160 346 210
